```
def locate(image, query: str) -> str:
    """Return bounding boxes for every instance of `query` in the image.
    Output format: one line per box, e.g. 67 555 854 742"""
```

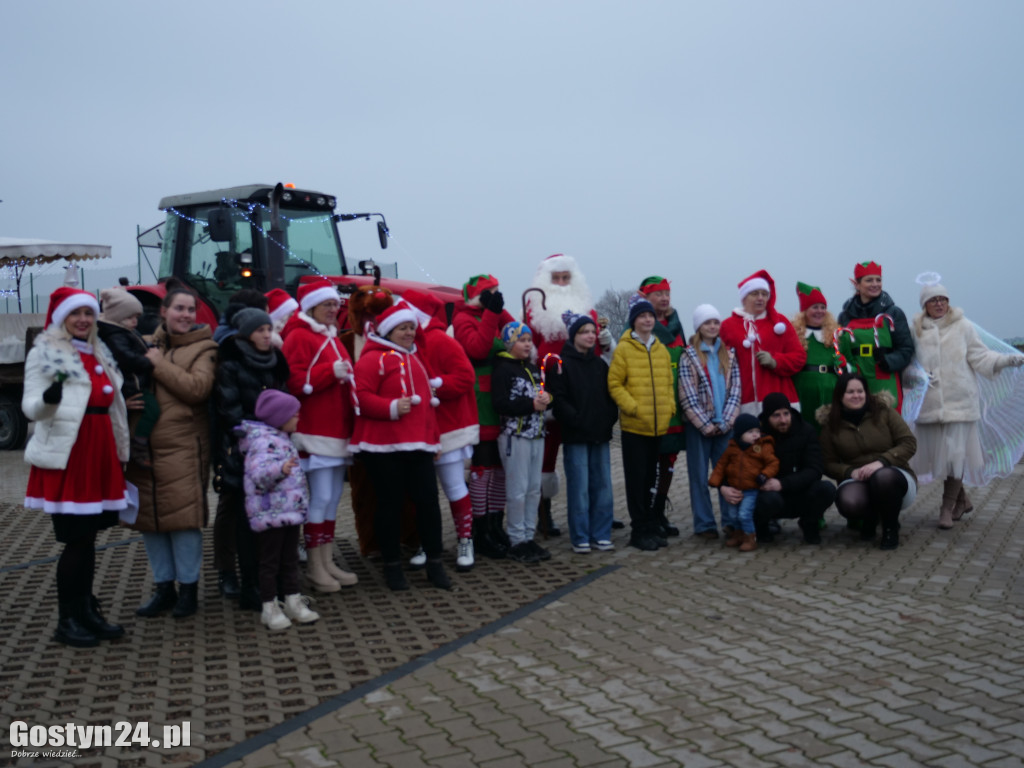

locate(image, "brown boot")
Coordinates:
939 477 960 530
738 532 758 552
724 527 743 547
952 485 973 520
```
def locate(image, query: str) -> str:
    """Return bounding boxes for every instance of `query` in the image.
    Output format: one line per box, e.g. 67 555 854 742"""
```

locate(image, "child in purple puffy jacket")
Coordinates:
236 390 320 631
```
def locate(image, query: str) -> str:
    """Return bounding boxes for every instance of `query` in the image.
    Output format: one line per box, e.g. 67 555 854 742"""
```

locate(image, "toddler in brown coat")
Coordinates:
708 413 779 551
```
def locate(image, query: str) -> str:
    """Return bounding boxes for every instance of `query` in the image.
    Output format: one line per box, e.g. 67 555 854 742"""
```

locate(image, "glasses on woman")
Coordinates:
925 297 949 305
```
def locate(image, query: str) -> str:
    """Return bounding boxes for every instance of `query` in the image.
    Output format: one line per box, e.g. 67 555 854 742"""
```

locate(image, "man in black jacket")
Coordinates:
756 392 836 544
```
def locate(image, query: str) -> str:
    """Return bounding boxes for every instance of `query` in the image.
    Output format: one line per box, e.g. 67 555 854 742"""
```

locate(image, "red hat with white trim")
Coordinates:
265 288 299 324
375 300 418 339
297 279 339 313
46 286 100 329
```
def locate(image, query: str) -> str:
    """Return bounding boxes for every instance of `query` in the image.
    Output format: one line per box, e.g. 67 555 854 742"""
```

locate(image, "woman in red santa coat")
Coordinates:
719 269 806 415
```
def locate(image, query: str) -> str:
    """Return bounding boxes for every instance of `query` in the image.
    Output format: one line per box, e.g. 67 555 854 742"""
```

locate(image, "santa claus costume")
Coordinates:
719 270 806 415
24 287 130 647
281 278 358 592
264 288 298 348
523 254 610 538
350 302 451 591
404 289 480 571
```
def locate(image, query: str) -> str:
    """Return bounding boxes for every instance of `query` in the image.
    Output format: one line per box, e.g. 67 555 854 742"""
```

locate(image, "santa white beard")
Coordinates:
525 279 594 341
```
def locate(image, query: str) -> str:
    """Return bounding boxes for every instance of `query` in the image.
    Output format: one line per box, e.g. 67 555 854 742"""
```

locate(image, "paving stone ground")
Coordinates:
3 433 1024 768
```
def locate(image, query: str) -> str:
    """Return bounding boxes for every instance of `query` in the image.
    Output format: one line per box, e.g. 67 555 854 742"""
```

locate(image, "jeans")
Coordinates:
563 441 614 546
499 434 544 546
721 490 758 534
142 529 203 583
685 425 731 534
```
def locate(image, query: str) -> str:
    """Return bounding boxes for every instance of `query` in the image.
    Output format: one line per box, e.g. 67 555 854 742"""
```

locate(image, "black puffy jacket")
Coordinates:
96 320 153 400
547 341 618 445
213 335 290 491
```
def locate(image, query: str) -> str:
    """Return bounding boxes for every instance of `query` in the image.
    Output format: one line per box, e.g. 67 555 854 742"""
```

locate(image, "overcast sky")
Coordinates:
3 1 1023 336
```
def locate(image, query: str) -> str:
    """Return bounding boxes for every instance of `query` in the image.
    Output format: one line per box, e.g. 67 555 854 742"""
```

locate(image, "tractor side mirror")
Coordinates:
208 209 234 242
377 220 389 249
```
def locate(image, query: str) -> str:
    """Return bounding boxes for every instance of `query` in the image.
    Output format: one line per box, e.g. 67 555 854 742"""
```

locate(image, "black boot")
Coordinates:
538 498 561 538
490 512 511 552
136 582 177 617
426 559 452 590
81 595 125 640
383 562 410 591
237 580 262 613
172 582 198 618
473 516 505 559
652 495 679 537
880 526 900 550
54 601 99 648
859 514 878 541
217 570 241 599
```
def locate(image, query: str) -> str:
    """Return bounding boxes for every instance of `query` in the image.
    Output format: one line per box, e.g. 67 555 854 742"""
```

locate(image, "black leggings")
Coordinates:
835 467 908 530
57 533 97 603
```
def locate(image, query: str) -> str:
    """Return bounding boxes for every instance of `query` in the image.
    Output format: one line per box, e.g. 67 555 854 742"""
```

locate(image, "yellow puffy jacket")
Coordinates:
607 330 676 437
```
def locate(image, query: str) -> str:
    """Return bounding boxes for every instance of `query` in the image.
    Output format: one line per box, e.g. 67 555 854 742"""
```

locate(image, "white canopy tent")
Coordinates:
0 237 111 312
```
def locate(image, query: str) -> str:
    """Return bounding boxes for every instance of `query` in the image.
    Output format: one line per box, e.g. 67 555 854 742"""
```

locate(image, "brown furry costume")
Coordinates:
340 286 421 557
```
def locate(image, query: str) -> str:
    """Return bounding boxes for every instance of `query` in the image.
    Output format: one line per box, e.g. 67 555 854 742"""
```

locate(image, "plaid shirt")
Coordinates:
678 345 741 435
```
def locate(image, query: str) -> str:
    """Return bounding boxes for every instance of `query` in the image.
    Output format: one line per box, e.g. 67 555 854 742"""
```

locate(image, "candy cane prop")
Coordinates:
833 327 855 373
873 313 895 348
379 349 421 404
539 353 563 392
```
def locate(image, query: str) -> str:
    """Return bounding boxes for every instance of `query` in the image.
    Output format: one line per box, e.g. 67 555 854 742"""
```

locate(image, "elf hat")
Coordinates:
265 288 299 324
46 286 100 329
462 274 500 303
796 282 827 312
639 276 671 295
375 300 418 339
297 279 339 313
854 261 882 281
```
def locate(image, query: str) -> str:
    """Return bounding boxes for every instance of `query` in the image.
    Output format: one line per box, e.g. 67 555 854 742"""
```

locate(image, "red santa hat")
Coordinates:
737 271 772 302
265 288 299 324
297 279 339 313
854 261 882 281
538 253 577 273
46 286 100 329
375 300 418 339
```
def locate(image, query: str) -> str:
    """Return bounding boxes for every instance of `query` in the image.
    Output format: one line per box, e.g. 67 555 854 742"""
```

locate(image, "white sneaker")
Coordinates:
593 540 615 551
409 548 427 569
261 600 292 631
283 594 320 624
572 543 592 554
456 538 475 572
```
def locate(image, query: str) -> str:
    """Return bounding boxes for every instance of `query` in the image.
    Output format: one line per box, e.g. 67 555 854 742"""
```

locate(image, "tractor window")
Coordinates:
281 210 344 291
185 206 256 314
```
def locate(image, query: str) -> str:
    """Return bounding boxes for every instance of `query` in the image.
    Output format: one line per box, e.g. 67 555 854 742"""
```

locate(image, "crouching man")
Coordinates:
755 392 836 544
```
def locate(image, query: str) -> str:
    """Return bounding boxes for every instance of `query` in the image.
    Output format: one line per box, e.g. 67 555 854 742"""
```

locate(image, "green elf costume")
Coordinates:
791 282 841 431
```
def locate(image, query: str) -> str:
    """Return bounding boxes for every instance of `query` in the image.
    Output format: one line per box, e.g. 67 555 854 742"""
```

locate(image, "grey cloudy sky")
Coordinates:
3 1 1022 336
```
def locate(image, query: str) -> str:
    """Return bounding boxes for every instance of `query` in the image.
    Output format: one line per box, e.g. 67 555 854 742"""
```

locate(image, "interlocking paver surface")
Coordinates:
2 431 1024 767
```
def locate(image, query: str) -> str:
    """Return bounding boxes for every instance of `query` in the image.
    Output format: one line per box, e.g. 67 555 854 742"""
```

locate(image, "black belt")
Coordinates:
802 364 833 374
85 406 109 415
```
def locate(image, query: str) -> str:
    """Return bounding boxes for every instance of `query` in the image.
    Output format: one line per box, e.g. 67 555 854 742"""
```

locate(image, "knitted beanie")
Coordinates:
99 287 144 325
231 307 273 339
254 389 301 429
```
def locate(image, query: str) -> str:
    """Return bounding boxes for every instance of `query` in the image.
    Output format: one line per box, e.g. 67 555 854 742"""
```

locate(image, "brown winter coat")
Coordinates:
708 436 779 491
817 395 917 483
127 324 218 532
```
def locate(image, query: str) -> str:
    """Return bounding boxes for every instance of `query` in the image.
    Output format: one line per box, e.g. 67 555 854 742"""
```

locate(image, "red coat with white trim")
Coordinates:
403 290 480 454
719 274 806 407
350 334 441 454
281 312 354 457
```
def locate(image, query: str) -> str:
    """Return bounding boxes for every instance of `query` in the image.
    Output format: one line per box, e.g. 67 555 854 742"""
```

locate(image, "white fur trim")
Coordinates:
349 441 441 454
439 423 479 454
269 296 298 324
25 496 128 514
738 277 770 302
292 433 350 457
299 286 340 313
